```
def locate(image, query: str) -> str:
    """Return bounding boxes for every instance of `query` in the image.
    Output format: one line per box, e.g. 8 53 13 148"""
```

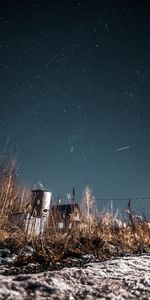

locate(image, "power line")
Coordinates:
95 197 150 201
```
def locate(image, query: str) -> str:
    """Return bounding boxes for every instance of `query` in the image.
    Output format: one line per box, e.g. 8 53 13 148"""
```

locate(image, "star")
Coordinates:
70 146 74 152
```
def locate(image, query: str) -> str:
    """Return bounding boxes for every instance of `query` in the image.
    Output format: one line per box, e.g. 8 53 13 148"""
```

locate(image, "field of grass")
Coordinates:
0 160 150 266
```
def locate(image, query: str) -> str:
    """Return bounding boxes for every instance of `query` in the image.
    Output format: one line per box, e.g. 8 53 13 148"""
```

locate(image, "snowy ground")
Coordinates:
0 255 150 299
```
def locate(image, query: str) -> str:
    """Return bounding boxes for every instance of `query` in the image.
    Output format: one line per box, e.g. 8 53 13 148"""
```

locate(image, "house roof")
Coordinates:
51 203 80 216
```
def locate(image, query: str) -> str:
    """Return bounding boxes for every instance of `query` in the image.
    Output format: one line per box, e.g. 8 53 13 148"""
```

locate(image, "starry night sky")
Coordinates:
0 0 150 213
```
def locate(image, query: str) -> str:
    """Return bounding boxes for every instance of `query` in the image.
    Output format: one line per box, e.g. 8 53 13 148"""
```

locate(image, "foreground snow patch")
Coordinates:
0 255 150 299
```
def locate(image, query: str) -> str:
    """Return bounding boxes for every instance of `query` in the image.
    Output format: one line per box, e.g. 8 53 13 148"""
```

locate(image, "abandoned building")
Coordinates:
11 187 83 235
50 203 82 230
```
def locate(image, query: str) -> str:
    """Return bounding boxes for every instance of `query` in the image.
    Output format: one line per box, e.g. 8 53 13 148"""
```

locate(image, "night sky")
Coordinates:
0 0 150 213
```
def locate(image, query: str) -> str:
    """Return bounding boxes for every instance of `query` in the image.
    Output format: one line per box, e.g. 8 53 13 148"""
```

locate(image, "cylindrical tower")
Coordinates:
31 189 52 218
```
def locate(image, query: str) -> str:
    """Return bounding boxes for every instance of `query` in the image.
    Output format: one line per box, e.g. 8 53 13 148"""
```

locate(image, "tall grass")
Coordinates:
0 159 30 246
0 159 150 264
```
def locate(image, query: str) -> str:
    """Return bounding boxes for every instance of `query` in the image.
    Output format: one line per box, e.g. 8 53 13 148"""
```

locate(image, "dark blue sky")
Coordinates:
0 0 150 212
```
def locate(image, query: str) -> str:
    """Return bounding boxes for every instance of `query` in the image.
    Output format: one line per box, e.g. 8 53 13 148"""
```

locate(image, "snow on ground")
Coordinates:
0 255 150 299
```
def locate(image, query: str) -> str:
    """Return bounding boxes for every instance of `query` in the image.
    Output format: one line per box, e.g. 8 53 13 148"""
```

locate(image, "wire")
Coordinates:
95 197 150 201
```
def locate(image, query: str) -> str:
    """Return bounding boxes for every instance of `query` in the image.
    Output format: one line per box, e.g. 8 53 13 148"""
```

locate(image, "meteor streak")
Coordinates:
116 146 130 152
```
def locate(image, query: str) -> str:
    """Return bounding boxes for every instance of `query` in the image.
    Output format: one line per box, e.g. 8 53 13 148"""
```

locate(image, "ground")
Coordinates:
0 255 150 299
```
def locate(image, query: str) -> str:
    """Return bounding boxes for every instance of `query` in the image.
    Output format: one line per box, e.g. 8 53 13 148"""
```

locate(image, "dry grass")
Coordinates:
0 160 150 265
